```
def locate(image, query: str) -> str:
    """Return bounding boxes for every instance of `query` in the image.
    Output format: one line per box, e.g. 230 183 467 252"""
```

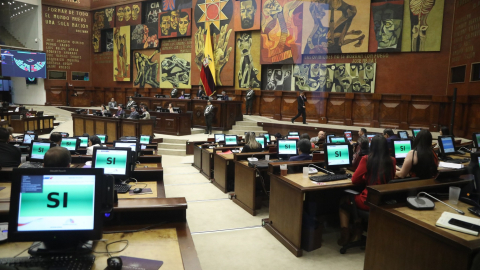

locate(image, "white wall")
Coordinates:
9 0 46 105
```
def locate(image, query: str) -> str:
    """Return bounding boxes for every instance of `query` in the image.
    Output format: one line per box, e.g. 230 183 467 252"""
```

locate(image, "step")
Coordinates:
192 128 206 135
157 148 186 156
158 143 186 150
231 125 264 131
161 138 188 144
235 121 258 126
225 130 264 136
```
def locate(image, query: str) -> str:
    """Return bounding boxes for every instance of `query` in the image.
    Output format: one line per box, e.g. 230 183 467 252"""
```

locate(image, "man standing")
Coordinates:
204 100 214 134
126 96 137 109
108 98 117 110
292 91 307 124
245 87 254 115
197 85 206 99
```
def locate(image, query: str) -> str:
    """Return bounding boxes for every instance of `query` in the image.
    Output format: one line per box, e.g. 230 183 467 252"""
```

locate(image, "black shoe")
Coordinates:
291 119 294 123
303 122 308 125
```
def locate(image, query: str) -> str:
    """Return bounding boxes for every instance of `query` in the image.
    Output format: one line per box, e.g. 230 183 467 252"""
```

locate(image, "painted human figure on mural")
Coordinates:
134 50 160 88
237 33 260 88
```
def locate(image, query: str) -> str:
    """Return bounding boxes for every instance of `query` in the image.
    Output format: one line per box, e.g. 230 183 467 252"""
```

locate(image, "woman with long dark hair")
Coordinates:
396 129 438 179
338 135 395 246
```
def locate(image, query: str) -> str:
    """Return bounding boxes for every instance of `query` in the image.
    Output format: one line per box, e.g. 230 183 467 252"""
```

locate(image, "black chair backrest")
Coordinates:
389 177 420 184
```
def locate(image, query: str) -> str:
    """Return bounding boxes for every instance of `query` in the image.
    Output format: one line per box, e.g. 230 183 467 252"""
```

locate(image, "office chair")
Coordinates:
340 189 369 254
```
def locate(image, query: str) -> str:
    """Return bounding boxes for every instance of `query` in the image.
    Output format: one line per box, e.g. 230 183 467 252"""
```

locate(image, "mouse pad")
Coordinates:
128 188 153 195
118 256 163 270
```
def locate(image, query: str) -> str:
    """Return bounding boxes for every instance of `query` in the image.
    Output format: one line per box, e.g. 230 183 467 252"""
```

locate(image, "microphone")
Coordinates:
308 164 333 175
407 192 465 215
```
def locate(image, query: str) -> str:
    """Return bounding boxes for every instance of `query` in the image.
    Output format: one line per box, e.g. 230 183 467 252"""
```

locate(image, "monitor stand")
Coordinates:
28 240 93 256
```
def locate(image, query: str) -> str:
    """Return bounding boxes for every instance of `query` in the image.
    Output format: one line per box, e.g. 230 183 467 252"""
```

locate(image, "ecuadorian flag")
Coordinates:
200 26 216 96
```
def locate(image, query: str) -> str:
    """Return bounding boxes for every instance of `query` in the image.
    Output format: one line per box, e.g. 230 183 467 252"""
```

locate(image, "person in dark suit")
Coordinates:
245 87 254 115
292 91 307 124
128 107 140 119
383 128 399 153
115 105 126 118
221 91 229 100
197 85 206 99
289 139 312 161
204 100 214 134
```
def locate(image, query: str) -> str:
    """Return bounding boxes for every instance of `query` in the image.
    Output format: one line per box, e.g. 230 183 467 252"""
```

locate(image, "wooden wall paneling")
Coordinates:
140 121 153 135
407 96 434 129
46 87 66 106
114 88 126 106
121 121 137 137
106 121 118 141
326 94 346 125
192 103 206 127
304 92 319 123
92 87 105 106
343 93 355 126
95 119 106 134
260 92 276 118
370 94 381 128
429 96 444 132
85 119 95 135
73 117 85 136
399 95 411 130
180 114 191 135
314 92 328 124
105 88 115 104
282 92 300 122
125 88 135 101
273 91 283 120
379 95 401 128
466 97 480 136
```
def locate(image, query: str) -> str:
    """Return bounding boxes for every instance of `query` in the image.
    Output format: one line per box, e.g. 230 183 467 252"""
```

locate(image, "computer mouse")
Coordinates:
133 188 143 193
107 257 122 270
346 174 352 178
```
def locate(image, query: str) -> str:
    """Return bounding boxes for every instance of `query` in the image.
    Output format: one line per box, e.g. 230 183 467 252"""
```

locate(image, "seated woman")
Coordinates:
396 129 438 179
241 132 263 153
338 135 395 246
86 135 103 155
168 103 174 113
350 136 369 171
100 104 109 116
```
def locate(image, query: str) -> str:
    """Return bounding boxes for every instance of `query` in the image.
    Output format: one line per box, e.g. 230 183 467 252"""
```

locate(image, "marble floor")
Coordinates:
18 106 369 270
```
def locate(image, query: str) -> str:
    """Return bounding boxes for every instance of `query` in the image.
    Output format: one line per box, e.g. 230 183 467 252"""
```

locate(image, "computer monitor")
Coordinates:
215 134 225 143
23 133 37 144
438 136 457 156
255 137 266 149
412 128 421 138
96 134 107 144
120 136 138 142
344 131 353 142
288 131 299 136
26 130 36 134
277 139 298 156
141 144 147 150
173 107 181 113
140 135 152 145
216 94 223 100
29 141 54 162
393 139 412 160
330 137 346 143
324 143 352 172
8 168 103 252
326 134 335 143
60 138 79 152
114 140 139 153
78 136 89 148
224 135 237 146
156 106 162 112
92 147 131 179
60 132 69 138
398 131 409 140
263 133 271 143
287 135 300 140
473 133 480 148
184 94 191 99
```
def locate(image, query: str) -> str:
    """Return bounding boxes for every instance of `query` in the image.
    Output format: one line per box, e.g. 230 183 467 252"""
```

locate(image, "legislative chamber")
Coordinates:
0 0 479 269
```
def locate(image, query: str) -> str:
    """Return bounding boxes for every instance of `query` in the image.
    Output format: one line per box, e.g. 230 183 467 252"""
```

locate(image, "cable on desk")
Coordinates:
13 242 41 258
82 240 129 257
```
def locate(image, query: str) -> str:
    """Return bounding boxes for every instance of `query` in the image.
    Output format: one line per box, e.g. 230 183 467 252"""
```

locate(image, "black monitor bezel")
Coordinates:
277 139 298 156
224 135 238 146
473 133 480 148
214 134 225 143
255 136 266 150
139 135 152 145
323 143 353 170
397 131 409 140
438 135 457 156
95 134 108 144
22 133 38 144
263 133 271 143
392 138 413 161
60 137 80 152
412 128 421 138
92 147 132 179
326 134 335 144
8 168 104 243
29 141 54 162
77 136 89 148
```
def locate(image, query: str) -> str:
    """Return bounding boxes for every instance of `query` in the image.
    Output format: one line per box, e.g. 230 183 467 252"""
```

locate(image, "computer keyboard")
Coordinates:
445 158 470 164
18 162 43 168
310 174 351 182
0 254 95 270
114 184 131 193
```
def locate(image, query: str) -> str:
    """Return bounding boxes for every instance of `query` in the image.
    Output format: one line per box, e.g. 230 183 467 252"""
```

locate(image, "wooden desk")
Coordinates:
72 114 153 141
0 119 8 128
10 115 55 134
200 146 243 180
192 142 208 170
263 161 355 257
0 110 37 124
212 152 235 193
364 177 477 270
0 183 11 201
133 97 243 131
233 152 278 216
150 111 192 136
72 155 162 164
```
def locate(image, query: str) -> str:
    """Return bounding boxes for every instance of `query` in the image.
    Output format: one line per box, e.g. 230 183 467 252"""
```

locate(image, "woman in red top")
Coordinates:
338 135 396 246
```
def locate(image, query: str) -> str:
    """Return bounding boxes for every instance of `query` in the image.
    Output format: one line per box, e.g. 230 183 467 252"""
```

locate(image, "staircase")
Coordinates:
219 118 266 136
0 27 25 48
157 138 188 156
